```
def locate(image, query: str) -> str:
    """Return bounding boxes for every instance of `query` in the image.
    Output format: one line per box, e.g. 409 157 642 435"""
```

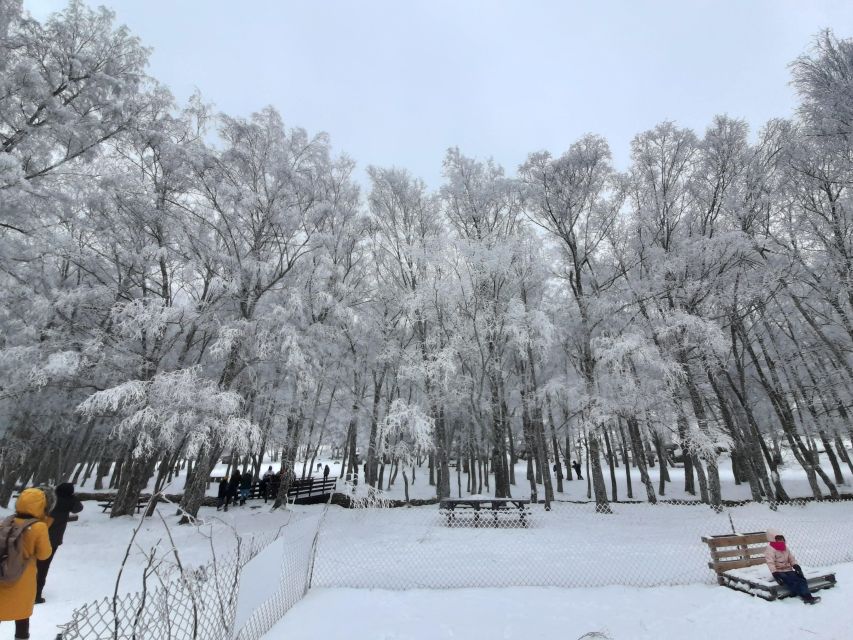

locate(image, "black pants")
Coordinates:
778 570 813 599
9 619 29 638
36 546 57 599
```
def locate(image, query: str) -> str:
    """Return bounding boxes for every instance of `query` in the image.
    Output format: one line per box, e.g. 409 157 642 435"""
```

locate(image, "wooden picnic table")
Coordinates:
98 496 150 514
440 498 530 510
439 497 531 526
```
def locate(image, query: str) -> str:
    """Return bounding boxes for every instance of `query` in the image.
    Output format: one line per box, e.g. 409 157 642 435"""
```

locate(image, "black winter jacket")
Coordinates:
228 473 241 496
50 482 84 548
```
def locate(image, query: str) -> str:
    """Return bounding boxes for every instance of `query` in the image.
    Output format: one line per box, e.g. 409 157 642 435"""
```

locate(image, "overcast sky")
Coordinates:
25 0 853 187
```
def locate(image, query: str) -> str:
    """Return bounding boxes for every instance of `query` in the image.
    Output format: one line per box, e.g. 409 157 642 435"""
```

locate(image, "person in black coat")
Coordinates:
239 472 252 506
226 470 241 511
261 466 274 497
217 477 229 511
323 464 330 480
572 460 583 480
35 482 83 603
268 470 282 504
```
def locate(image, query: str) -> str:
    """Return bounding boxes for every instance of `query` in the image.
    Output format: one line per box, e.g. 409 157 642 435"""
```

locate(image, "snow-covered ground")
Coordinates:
264 569 852 640
310 500 853 590
7 474 852 639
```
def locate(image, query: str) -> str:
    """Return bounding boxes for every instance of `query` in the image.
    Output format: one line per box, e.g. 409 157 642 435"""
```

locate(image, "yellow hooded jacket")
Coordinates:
0 488 53 621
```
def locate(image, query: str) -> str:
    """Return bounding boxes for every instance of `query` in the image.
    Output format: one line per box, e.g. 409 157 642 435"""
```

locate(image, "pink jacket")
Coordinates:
765 544 797 573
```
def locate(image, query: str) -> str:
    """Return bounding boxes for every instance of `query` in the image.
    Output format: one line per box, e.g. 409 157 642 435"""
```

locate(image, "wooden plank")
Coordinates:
702 532 767 547
711 547 766 560
708 557 766 572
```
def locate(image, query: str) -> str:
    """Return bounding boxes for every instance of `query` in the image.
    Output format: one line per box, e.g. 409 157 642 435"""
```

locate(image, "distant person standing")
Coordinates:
268 470 282 504
572 460 583 480
35 483 83 603
226 470 241 511
239 472 252 506
0 488 53 640
323 465 330 481
260 466 273 500
217 477 228 511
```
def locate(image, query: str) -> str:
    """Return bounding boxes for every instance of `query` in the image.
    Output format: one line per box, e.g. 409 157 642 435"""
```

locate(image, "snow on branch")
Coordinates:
78 367 258 458
377 399 435 467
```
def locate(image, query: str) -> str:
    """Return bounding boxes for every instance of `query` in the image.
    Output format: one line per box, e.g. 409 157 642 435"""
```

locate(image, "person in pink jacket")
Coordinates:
765 533 820 604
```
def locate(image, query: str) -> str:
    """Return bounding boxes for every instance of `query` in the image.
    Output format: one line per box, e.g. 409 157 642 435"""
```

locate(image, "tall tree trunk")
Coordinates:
692 454 710 505
547 395 564 493
179 444 222 523
111 450 158 518
628 417 656 503
618 421 633 500
434 406 451 498
603 425 618 502
678 416 695 496
489 378 511 497
366 371 385 487
589 433 611 513
679 354 722 509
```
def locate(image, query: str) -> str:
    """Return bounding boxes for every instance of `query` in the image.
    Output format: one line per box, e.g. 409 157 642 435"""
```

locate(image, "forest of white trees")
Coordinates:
4 0 853 519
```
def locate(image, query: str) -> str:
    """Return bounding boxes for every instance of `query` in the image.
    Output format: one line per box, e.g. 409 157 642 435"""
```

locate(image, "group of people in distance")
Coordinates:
216 463 332 510
1 483 84 639
215 468 256 511
552 460 584 480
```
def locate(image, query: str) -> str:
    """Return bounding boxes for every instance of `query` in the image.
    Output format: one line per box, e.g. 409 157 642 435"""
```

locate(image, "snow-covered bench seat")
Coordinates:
702 531 836 601
439 498 531 527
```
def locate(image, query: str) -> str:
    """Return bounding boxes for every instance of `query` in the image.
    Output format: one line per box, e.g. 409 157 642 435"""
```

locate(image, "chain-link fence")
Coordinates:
56 521 315 640
231 512 324 640
310 498 853 590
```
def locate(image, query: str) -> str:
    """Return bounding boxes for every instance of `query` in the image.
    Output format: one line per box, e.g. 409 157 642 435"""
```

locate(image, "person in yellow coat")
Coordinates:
0 488 53 639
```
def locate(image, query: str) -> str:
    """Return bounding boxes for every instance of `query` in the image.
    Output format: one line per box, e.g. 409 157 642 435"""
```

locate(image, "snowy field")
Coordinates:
264 569 853 640
311 501 853 590
6 494 851 639
8 451 853 638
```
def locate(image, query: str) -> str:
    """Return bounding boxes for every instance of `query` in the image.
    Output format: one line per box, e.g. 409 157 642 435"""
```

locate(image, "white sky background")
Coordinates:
25 0 853 187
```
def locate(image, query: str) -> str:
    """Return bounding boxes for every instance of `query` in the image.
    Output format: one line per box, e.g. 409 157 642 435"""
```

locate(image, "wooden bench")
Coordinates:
213 477 337 504
439 498 531 527
98 497 150 514
702 531 837 600
287 477 337 503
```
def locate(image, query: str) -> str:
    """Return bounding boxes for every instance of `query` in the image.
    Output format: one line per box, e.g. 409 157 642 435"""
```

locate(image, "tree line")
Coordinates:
2 1 853 518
